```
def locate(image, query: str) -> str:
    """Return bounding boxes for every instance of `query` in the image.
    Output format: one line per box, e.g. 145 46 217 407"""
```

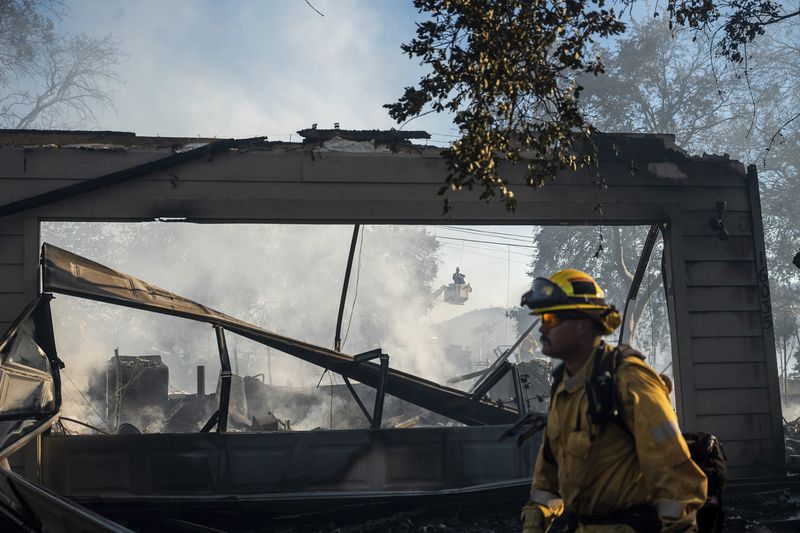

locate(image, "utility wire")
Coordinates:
62 386 94 423
438 225 534 243
442 244 530 266
63 371 107 425
438 244 534 265
439 224 534 239
439 243 531 267
440 239 532 258
435 235 536 249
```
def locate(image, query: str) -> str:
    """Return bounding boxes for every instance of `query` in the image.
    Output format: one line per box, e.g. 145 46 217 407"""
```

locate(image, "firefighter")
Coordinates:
519 269 707 532
453 266 466 285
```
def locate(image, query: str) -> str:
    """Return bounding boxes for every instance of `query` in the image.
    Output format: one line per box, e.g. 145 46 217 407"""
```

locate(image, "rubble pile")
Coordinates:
785 416 800 468
271 508 521 533
726 488 800 531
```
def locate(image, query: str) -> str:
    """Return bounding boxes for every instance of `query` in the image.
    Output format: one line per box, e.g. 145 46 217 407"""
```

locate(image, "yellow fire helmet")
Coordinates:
520 269 621 333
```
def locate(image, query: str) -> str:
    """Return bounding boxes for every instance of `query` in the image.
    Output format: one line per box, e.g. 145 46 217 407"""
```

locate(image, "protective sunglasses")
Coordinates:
540 312 586 328
540 312 564 328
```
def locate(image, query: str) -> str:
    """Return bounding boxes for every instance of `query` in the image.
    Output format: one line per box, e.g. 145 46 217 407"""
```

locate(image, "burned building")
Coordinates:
0 129 787 529
89 354 169 432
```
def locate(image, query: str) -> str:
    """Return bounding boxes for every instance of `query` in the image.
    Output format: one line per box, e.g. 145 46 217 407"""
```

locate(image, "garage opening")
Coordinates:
39 221 672 434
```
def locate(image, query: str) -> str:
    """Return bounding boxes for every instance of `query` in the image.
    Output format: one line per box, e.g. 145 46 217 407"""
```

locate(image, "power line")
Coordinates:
439 224 533 238
435 235 536 249
442 237 532 256
438 225 534 243
439 243 531 267
62 386 94 423
434 229 532 248
63 371 108 425
440 240 532 260
439 240 532 261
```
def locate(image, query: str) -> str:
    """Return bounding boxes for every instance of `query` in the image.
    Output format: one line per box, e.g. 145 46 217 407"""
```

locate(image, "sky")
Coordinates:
58 0 459 143
52 1 538 323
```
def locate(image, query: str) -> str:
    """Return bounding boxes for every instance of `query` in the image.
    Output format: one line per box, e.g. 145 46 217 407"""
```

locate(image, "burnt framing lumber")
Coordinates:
335 225 360 352
296 128 430 144
0 136 268 219
40 243 518 426
341 349 391 429
214 325 232 433
341 376 373 426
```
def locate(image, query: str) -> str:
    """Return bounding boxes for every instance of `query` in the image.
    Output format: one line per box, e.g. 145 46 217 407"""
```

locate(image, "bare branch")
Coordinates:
1 2 122 129
303 0 325 17
612 227 634 281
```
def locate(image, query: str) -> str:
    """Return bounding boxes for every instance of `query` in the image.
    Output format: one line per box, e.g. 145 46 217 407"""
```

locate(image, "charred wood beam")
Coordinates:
335 225 360 353
342 377 373 426
199 411 219 433
511 365 526 415
353 348 382 364
214 326 231 433
296 128 430 143
0 136 268 219
372 354 389 429
470 361 513 402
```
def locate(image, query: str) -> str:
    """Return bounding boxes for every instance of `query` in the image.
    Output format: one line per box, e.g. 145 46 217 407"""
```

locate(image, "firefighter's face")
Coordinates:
539 313 595 359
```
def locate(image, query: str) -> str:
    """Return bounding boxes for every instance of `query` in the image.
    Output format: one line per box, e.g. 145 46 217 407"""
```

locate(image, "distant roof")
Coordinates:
0 128 437 154
296 128 430 143
0 129 221 148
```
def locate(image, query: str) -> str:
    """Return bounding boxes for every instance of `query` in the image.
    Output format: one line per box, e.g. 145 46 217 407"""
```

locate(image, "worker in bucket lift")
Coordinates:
519 269 706 532
452 267 466 285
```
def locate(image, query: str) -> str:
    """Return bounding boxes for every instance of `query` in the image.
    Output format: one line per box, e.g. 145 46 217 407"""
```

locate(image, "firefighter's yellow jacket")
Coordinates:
521 343 707 532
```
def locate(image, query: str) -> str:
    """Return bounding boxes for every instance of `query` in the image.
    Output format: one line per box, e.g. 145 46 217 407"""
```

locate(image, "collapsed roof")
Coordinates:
41 243 520 426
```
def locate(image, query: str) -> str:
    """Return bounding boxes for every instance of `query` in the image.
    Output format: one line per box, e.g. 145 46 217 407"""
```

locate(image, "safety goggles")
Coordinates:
540 312 562 328
520 277 570 310
540 311 587 329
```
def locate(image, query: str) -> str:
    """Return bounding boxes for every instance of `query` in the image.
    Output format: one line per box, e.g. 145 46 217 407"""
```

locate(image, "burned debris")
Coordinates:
87 354 168 433
296 127 431 144
82 351 462 435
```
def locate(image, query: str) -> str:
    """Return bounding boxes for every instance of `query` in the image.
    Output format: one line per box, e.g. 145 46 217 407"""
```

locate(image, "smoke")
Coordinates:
41 222 466 430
